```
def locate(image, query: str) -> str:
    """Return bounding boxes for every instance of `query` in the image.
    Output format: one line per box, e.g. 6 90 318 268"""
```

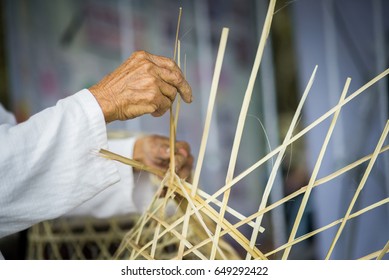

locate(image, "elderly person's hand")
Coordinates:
133 135 193 180
89 51 192 123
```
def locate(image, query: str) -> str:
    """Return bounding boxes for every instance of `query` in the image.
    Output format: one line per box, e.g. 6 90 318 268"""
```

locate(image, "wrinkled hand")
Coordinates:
89 51 192 123
133 135 193 180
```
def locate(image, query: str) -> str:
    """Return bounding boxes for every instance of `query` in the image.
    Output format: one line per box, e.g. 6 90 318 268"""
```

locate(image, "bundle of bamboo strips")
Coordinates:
100 0 389 260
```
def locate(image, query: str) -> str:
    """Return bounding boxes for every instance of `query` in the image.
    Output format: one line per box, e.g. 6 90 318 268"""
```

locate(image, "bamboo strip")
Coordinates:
179 27 229 259
225 0 276 182
213 0 276 260
169 7 183 190
377 240 389 260
246 65 317 259
177 200 192 258
99 149 164 177
150 223 160 258
192 27 229 195
282 78 351 260
169 115 176 186
174 40 182 130
170 8 182 209
325 120 389 259
173 7 182 62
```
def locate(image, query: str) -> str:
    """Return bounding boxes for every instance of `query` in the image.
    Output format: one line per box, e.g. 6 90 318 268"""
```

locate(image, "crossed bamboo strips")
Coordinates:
99 0 389 260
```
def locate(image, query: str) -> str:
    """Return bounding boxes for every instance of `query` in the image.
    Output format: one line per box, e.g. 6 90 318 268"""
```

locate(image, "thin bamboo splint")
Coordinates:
99 0 389 260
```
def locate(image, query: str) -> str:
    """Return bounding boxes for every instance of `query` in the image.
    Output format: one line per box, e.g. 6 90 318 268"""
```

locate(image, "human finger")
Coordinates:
158 80 177 102
151 94 173 117
155 67 192 103
175 141 191 158
177 155 194 180
174 153 188 172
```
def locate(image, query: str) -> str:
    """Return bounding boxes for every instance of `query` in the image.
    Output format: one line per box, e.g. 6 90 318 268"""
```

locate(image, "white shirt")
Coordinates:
0 89 153 250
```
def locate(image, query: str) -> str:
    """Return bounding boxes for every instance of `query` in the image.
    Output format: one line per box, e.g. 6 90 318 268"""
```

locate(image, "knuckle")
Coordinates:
150 86 162 98
158 56 176 68
146 91 158 102
166 59 176 68
146 75 159 85
133 50 147 59
141 61 154 72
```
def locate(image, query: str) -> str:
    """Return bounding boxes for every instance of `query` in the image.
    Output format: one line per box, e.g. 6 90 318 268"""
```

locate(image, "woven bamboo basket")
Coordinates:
27 215 138 260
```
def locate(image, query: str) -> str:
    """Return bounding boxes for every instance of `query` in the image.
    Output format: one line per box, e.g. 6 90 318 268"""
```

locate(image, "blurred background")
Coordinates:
0 0 388 260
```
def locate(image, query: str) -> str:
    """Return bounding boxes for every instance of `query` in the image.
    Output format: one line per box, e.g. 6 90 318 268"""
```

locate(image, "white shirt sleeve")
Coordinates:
0 89 123 238
65 137 139 218
66 136 158 218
